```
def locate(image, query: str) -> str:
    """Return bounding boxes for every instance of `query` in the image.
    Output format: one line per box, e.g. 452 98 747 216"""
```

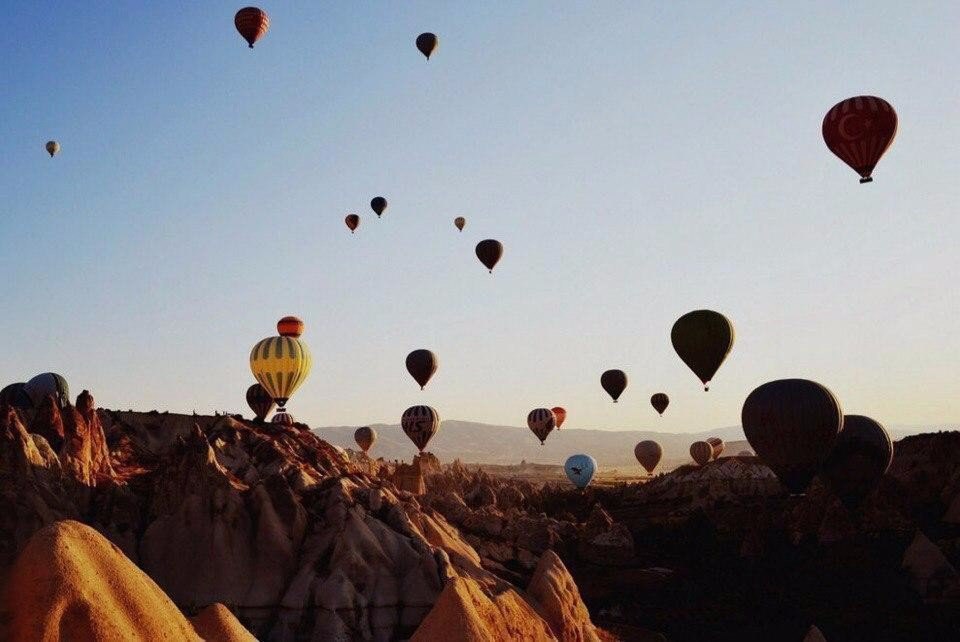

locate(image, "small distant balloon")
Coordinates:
742 378 843 494
634 440 662 474
0 383 32 409
45 141 60 157
272 411 295 426
371 197 387 218
416 32 438 59
345 214 360 233
821 415 893 509
650 393 669 416
401 405 440 452
527 408 556 445
475 239 503 273
671 310 734 391
246 383 275 421
601 369 627 402
454 216 466 232
706 437 724 460
24 373 70 409
822 96 897 184
277 316 304 338
354 426 377 453
551 406 567 429
564 454 597 490
690 441 712 466
234 7 270 48
405 349 438 390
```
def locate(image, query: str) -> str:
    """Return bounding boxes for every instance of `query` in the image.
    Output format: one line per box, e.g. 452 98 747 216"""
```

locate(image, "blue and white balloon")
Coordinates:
564 454 597 489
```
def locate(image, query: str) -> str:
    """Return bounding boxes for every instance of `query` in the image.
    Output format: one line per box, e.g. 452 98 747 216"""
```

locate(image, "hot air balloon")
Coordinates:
706 437 724 460
671 310 734 391
822 96 897 184
345 214 360 233
0 383 32 409
742 379 843 494
527 408 556 445
564 454 597 490
272 411 295 426
416 32 438 59
454 217 465 232
551 406 567 429
246 383 275 421
634 440 663 474
235 7 269 48
405 349 438 390
821 415 893 509
690 441 713 466
370 197 387 218
650 393 669 416
45 141 60 157
250 322 312 416
475 240 503 273
24 373 70 409
401 405 440 452
355 426 377 453
737 450 754 457
601 369 627 402
277 316 304 338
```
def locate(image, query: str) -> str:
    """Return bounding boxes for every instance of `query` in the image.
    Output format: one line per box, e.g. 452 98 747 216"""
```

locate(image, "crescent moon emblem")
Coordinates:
837 113 860 141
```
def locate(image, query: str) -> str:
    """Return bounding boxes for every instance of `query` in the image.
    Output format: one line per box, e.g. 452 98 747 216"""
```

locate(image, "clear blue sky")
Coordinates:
2 2 957 433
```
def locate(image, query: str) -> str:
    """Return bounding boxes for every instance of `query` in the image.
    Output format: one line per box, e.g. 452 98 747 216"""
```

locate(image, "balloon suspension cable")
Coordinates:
859 177 873 184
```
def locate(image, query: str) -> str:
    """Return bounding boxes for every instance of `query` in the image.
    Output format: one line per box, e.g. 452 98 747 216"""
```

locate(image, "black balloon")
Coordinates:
742 379 843 494
821 415 893 509
246 383 275 421
406 349 438 390
475 239 503 273
601 369 627 402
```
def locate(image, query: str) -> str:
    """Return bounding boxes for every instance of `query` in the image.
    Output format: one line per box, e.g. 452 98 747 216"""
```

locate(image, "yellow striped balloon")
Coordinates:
249 335 312 409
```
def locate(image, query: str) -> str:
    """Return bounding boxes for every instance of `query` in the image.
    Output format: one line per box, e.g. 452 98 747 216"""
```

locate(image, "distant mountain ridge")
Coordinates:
316 420 935 468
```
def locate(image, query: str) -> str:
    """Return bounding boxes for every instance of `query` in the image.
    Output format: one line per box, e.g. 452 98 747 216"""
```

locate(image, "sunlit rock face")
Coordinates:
0 401 604 640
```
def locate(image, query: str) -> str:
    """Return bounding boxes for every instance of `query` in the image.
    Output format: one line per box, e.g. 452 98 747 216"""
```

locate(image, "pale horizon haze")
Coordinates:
1 2 958 433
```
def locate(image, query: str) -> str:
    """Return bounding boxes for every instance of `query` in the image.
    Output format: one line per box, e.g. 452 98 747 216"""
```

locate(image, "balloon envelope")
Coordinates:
345 214 360 233
634 440 663 474
271 411 294 426
246 383 275 421
371 197 387 217
234 7 270 48
821 415 892 508
822 96 897 183
706 437 724 460
454 217 465 231
564 454 597 489
475 239 503 273
650 393 669 416
416 32 438 59
250 336 312 409
742 379 843 494
277 316 304 338
527 408 556 444
24 373 70 409
354 426 377 453
401 405 440 452
551 406 567 429
0 383 32 409
671 310 734 391
601 369 627 402
690 441 713 466
405 349 438 390
45 141 60 157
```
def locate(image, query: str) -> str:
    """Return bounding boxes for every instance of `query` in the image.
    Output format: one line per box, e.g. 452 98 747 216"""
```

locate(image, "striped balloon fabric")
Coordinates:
271 411 295 426
249 336 312 408
401 405 440 452
234 7 270 48
526 408 556 445
822 96 898 183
